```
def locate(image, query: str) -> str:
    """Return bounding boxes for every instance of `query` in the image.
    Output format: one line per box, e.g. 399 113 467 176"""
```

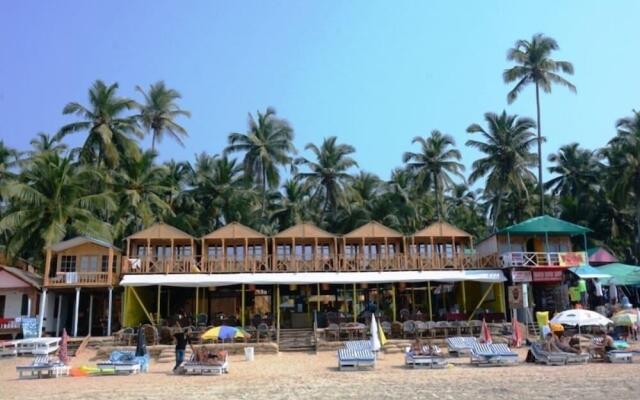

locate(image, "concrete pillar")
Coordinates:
107 287 113 336
73 287 80 337
37 288 47 338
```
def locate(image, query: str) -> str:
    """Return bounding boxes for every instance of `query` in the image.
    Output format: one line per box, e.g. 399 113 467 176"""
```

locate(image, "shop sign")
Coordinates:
559 252 586 267
508 284 529 308
532 269 563 282
511 270 532 283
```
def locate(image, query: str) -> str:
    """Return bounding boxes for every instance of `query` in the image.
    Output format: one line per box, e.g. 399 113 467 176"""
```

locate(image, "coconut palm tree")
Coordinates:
225 107 295 217
609 110 640 255
0 152 114 261
545 143 602 198
28 133 67 156
0 140 20 182
403 130 465 221
272 179 315 228
466 111 537 230
504 33 576 214
136 81 191 152
57 80 142 167
295 136 358 222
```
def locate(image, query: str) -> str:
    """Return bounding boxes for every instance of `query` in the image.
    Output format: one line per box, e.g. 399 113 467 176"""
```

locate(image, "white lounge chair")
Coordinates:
344 340 372 351
446 336 477 357
337 348 376 371
470 343 519 367
16 337 60 355
16 355 70 379
181 351 229 375
0 340 18 357
404 345 447 369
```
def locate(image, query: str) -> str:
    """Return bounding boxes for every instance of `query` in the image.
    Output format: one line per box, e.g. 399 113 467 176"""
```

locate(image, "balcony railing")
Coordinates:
46 271 114 287
121 253 488 274
501 251 587 268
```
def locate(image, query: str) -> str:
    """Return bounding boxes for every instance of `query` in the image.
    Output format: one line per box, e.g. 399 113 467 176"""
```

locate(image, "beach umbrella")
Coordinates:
59 328 69 365
479 318 492 344
135 326 147 357
612 311 638 327
550 309 613 327
201 325 250 341
370 314 381 352
511 315 523 348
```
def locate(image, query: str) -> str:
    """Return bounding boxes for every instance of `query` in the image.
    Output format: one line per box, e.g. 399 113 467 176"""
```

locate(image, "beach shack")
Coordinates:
0 264 42 338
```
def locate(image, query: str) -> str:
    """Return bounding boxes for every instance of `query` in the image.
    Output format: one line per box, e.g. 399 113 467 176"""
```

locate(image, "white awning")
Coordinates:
120 270 506 287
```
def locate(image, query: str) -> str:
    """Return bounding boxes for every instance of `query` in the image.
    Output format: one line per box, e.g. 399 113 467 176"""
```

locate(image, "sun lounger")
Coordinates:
182 351 229 375
405 345 447 369
530 342 588 365
337 348 376 371
16 355 70 379
470 343 519 367
96 351 146 374
15 337 60 355
0 340 18 357
606 350 633 363
344 340 373 351
446 336 477 357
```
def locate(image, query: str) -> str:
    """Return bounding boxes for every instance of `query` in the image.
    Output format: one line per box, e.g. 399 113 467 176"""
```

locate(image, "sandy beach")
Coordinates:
1 348 639 400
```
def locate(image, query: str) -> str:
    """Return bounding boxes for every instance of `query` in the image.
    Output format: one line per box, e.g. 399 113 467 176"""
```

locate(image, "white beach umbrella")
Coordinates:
370 314 381 352
550 309 613 327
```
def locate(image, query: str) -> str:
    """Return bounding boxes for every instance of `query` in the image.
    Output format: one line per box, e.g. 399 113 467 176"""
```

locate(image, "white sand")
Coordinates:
1 348 639 400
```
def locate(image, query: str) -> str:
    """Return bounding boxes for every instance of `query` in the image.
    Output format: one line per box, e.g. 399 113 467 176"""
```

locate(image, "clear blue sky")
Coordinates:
1 1 639 182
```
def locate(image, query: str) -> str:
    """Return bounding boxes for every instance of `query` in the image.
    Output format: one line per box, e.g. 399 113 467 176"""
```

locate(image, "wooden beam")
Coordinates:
276 285 281 346
241 284 245 327
244 238 249 272
353 283 357 322
157 285 162 324
107 247 114 285
427 281 433 321
391 283 396 322
129 286 155 325
467 283 495 322
201 238 207 272
461 281 467 314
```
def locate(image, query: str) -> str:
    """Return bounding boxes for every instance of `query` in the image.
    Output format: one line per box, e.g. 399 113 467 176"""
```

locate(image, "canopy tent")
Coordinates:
597 263 640 286
120 270 506 287
498 215 591 236
569 265 612 279
587 247 618 264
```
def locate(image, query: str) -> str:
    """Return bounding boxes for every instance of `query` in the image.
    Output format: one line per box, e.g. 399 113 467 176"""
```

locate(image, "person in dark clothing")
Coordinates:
173 323 190 372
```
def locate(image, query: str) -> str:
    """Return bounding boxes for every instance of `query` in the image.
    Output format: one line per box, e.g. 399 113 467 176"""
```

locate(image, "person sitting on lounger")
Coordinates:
554 334 581 354
591 330 615 358
411 338 428 355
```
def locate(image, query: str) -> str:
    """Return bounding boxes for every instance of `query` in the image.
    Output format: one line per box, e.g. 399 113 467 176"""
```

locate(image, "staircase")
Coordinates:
278 329 316 352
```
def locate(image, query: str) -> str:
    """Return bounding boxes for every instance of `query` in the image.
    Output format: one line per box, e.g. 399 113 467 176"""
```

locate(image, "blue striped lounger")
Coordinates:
338 348 376 371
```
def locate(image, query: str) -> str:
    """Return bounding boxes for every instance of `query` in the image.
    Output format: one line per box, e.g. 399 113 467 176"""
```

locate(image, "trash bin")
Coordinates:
244 347 254 361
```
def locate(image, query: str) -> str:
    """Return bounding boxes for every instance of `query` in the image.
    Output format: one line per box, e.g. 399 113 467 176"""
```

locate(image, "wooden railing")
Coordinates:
46 271 114 287
120 253 492 274
500 251 587 268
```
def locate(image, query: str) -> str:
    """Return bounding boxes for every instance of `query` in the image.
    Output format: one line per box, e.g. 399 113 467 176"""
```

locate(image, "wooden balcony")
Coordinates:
500 251 587 268
45 271 116 287
120 253 489 274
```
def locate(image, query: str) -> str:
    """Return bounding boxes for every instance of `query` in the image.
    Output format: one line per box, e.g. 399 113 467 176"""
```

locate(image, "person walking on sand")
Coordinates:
173 322 190 372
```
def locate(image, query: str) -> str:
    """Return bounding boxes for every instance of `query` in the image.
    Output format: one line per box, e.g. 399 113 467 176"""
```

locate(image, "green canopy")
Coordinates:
499 215 591 235
597 263 640 286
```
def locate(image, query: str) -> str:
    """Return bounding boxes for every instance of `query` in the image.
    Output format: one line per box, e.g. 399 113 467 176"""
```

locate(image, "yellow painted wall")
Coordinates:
123 286 154 327
456 281 504 316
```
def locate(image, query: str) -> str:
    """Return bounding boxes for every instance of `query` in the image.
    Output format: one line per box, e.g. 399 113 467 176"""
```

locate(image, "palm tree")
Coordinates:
0 152 114 261
57 80 142 167
609 110 640 255
403 130 464 221
136 81 191 152
226 107 295 217
111 151 173 239
295 136 358 222
466 111 537 230
0 140 20 182
273 179 314 228
545 143 601 198
504 33 576 214
29 133 67 155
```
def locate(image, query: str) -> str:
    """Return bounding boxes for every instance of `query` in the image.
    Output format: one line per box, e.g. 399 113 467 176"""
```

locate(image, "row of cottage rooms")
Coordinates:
35 217 590 338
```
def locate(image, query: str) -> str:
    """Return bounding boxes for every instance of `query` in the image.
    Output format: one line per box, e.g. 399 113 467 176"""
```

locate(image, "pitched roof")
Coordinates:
0 265 42 289
412 221 472 238
343 221 404 238
597 263 640 286
498 215 591 235
275 223 335 238
127 223 194 240
587 247 619 263
202 222 266 240
49 236 121 253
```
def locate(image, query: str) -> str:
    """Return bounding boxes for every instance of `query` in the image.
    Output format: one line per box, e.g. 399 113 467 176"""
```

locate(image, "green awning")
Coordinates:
499 215 591 235
597 263 640 286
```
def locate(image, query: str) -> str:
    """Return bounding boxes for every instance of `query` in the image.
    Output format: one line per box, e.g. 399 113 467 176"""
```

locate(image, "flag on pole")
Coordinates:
377 317 387 347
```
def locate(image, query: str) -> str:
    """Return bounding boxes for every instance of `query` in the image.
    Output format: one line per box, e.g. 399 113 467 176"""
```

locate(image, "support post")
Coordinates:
391 283 397 322
241 284 245 327
544 232 550 253
353 283 357 322
27 297 32 316
467 283 496 322
107 287 113 336
276 285 281 347
107 247 114 285
56 295 62 336
37 288 47 338
87 294 93 336
427 281 433 321
583 234 589 265
461 281 467 314
317 283 321 311
73 287 80 337
157 285 162 324
195 287 199 317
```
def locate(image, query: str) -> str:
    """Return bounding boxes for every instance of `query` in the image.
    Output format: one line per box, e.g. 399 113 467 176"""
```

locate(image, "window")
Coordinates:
102 255 109 272
248 245 263 258
21 294 29 315
136 246 146 257
60 255 77 272
277 245 291 259
317 245 330 258
0 295 5 318
177 246 192 258
80 255 99 272
208 245 222 258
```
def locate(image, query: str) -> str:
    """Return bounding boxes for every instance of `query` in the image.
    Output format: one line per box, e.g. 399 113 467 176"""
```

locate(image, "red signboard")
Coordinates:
532 268 563 283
